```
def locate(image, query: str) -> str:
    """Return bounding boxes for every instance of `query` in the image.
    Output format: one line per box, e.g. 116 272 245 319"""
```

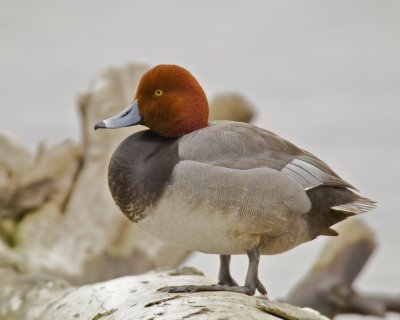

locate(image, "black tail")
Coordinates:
305 186 376 238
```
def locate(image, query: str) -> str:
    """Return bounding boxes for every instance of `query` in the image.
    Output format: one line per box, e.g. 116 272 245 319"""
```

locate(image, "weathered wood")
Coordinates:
286 219 399 318
208 93 256 123
0 64 190 285
0 63 257 285
0 267 328 320
0 63 259 319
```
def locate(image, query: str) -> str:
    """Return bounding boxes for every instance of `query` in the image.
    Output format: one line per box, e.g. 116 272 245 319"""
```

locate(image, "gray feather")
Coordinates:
281 158 355 191
331 197 377 215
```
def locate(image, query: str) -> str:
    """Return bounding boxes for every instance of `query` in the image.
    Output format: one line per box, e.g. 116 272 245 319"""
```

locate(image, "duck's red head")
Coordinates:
95 64 209 137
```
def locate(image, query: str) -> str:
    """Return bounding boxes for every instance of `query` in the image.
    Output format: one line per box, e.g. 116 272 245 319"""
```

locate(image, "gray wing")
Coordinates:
281 156 355 190
178 121 355 191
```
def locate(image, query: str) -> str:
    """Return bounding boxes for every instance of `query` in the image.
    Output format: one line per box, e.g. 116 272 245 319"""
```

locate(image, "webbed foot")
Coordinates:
157 284 256 295
158 248 267 296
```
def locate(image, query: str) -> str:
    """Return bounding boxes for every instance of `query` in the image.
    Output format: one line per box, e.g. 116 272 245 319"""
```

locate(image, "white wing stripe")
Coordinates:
281 166 321 190
281 158 348 190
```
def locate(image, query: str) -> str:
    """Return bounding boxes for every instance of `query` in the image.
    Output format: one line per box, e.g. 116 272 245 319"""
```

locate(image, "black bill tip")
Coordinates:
94 121 106 130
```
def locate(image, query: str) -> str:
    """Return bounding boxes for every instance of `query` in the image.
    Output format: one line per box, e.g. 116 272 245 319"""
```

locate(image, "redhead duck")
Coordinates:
95 64 375 296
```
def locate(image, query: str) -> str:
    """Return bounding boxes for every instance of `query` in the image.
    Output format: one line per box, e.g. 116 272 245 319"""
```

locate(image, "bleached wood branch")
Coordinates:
287 219 400 318
2 62 397 319
0 63 257 285
0 63 260 319
0 267 328 320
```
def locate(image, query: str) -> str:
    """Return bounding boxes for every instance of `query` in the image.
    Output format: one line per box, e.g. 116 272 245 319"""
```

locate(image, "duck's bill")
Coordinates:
94 99 142 130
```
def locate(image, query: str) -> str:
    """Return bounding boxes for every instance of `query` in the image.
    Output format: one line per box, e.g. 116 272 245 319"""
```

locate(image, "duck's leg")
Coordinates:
158 248 267 296
245 247 267 295
218 255 238 286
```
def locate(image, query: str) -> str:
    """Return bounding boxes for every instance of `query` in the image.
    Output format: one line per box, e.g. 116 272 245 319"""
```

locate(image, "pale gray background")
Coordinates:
1 1 399 319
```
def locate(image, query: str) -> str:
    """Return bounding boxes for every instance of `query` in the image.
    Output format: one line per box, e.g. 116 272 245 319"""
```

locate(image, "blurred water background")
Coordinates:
1 1 399 319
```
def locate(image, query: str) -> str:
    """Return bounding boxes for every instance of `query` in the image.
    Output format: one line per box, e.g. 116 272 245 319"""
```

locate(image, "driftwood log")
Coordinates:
0 64 187 286
0 63 397 319
287 219 400 318
0 267 328 320
0 63 255 285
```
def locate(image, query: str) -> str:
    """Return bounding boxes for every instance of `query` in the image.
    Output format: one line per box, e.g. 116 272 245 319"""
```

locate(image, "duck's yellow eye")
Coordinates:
154 89 163 96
